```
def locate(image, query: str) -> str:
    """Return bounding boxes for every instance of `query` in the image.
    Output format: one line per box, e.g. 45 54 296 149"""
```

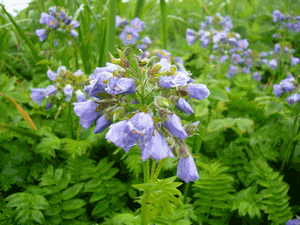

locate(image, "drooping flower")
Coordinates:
35 29 48 42
159 72 194 89
273 84 283 98
73 100 99 129
106 120 128 150
176 98 195 115
286 93 300 105
268 59 277 69
94 115 112 134
30 88 45 106
63 84 74 102
70 29 78 37
291 57 300 67
253 72 262 81
141 130 174 161
280 78 295 93
286 218 300 225
115 15 128 28
177 155 199 183
186 83 210 100
142 37 152 44
39 12 59 28
163 114 188 140
75 90 86 102
119 26 140 45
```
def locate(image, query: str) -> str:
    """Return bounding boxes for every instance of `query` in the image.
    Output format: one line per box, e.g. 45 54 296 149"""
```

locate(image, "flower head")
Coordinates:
286 93 300 105
186 83 210 100
163 114 188 140
39 12 58 28
94 115 112 134
176 98 195 115
237 39 249 50
268 59 277 69
159 72 194 89
105 77 136 95
116 15 128 28
35 29 48 42
273 84 283 97
291 57 300 67
253 72 262 81
130 18 145 32
64 84 74 102
75 90 86 102
73 100 99 129
119 26 139 45
177 155 199 183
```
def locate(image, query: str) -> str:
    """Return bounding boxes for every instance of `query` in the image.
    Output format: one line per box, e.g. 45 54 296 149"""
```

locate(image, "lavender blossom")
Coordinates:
176 98 195 115
119 26 139 45
177 155 199 183
163 114 188 140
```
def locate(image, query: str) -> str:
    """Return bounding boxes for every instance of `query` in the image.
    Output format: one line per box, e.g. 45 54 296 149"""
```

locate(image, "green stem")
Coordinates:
151 158 166 181
105 0 116 63
141 160 150 225
134 0 145 18
159 0 167 49
67 101 73 139
183 183 191 204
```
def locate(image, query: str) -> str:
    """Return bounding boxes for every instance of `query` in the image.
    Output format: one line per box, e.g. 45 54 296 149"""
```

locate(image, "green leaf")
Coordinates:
61 208 86 220
90 192 107 203
45 204 61 216
61 183 84 201
209 87 229 101
54 169 63 182
264 100 284 117
31 209 44 224
62 199 86 211
92 200 109 215
32 195 49 210
57 173 71 190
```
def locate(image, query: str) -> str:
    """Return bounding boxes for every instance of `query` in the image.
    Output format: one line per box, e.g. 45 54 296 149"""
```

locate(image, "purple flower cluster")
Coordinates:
35 6 80 43
272 74 300 105
72 49 210 183
117 16 145 45
30 67 88 109
273 10 300 33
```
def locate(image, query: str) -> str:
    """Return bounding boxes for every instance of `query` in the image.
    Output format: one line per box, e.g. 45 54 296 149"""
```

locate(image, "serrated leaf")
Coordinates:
62 199 86 210
31 209 44 224
32 195 49 210
92 200 109 215
61 183 84 200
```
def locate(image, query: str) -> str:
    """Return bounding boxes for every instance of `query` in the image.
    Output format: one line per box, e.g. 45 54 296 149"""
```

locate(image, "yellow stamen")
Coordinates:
115 85 120 91
126 34 133 41
132 130 137 134
50 20 57 26
134 24 139 29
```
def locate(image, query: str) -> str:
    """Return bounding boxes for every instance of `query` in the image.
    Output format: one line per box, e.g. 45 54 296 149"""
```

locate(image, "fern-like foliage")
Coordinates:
192 160 236 225
242 157 293 224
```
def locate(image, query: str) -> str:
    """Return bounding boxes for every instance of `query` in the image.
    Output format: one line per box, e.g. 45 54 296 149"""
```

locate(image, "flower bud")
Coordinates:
149 64 162 75
156 96 170 108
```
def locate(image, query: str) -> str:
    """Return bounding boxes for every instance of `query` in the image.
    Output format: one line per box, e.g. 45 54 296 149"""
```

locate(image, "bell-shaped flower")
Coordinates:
291 57 300 67
119 26 139 45
64 84 74 102
286 218 300 225
106 120 128 151
35 29 48 42
39 12 58 28
94 115 112 134
141 130 174 161
268 59 277 69
73 100 99 129
142 37 152 44
177 155 199 183
43 85 57 97
273 84 283 98
30 88 45 106
156 58 171 72
280 78 295 93
176 98 195 115
186 83 210 100
71 20 80 29
105 77 135 95
253 72 262 81
159 71 194 89
47 69 57 81
57 66 67 74
75 90 86 103
74 69 84 76
163 114 188 140
286 93 300 106
124 112 154 150
89 74 110 98
70 30 78 37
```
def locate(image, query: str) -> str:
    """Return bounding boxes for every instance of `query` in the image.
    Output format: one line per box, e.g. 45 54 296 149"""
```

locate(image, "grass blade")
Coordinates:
134 0 145 18
160 0 167 49
105 0 116 63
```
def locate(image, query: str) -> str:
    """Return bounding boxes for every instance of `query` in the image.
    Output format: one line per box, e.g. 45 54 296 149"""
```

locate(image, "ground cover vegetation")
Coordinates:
0 0 300 224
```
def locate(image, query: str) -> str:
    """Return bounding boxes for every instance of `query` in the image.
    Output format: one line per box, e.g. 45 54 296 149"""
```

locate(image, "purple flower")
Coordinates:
291 57 300 67
245 58 253 67
185 83 210 100
73 100 99 129
39 12 58 28
242 67 251 74
119 26 139 45
286 218 300 225
59 10 66 20
47 70 57 81
253 72 262 81
116 15 128 28
64 16 72 25
64 84 74 102
43 85 57 97
176 98 195 115
106 120 128 151
49 6 56 15
89 73 112 97
163 114 188 140
35 28 48 42
273 84 283 97
274 43 281 53
75 90 86 102
130 18 145 32
186 28 196 46
201 38 210 48
273 10 284 22
141 130 174 161
177 155 199 183
157 50 171 60
157 58 171 72
228 37 237 45
226 65 238 78
105 77 135 95
226 86 231 92
283 47 289 54
262 59 268 65
268 59 277 69
30 88 45 106
272 33 277 38
124 112 154 150
70 30 78 37
46 102 53 110
94 115 112 134
237 39 249 50
231 54 242 64
57 66 66 74
281 78 295 93
229 47 237 53
74 69 84 76
159 72 194 89
286 93 300 105
71 20 80 28
142 37 152 44
219 55 228 63
174 57 184 65
260 52 267 57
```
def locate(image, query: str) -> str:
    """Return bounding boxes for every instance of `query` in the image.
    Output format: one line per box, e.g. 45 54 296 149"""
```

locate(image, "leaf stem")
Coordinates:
67 101 74 139
141 159 150 224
